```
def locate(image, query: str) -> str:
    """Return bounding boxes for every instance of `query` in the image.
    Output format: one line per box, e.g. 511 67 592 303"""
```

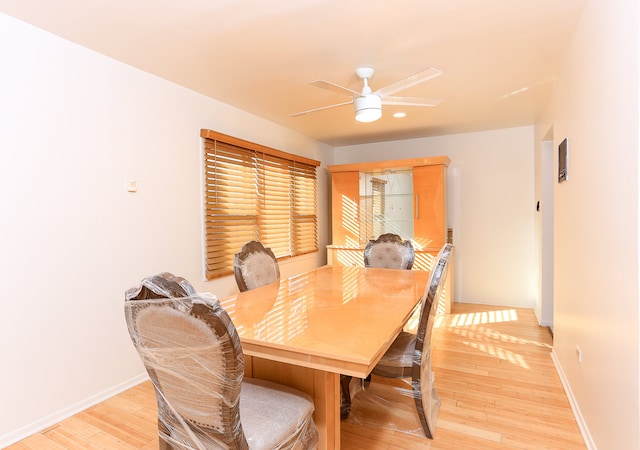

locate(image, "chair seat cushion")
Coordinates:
371 331 416 378
240 377 318 450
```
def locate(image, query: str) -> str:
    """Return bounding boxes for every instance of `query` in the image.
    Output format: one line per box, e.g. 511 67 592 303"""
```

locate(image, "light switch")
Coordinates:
127 180 138 192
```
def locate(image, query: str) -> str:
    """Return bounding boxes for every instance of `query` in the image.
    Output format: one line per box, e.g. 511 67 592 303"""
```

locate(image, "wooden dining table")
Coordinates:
219 264 431 450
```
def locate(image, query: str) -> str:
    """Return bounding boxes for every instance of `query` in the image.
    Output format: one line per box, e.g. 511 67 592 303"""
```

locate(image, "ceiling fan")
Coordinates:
290 67 444 123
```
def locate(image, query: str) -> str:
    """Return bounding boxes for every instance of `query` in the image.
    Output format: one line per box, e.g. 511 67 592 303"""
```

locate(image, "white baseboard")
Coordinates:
550 349 597 450
532 307 553 329
533 306 542 325
0 373 149 448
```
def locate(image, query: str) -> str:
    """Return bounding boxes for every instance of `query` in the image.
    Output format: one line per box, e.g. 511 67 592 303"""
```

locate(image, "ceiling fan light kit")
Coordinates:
355 95 382 122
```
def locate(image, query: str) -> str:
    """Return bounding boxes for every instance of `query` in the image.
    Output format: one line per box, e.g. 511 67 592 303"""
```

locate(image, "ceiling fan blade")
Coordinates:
382 96 443 107
289 100 354 117
310 80 361 97
375 67 443 97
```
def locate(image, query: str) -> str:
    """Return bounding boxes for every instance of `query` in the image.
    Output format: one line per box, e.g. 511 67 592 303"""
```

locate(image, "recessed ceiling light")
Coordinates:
393 112 406 118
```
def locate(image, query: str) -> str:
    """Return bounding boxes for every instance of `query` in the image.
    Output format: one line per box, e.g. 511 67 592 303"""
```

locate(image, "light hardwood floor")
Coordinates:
7 303 586 449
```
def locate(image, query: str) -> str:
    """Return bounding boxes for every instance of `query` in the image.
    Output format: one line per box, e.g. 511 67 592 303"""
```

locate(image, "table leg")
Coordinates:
245 356 341 450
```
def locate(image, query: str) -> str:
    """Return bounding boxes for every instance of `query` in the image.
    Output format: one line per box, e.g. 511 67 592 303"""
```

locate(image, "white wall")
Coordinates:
335 126 536 308
0 13 333 446
548 0 639 448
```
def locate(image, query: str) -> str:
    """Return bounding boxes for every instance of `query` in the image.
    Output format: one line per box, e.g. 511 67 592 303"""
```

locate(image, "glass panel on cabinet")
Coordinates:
359 169 414 243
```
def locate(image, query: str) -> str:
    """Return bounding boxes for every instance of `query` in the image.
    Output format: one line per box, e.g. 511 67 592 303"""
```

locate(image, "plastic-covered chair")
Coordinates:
125 272 318 450
341 234 416 419
363 233 415 269
234 241 280 292
367 243 453 439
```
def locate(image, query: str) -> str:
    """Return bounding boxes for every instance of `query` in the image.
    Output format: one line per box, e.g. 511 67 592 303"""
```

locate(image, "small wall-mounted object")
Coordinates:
127 180 138 192
558 138 568 183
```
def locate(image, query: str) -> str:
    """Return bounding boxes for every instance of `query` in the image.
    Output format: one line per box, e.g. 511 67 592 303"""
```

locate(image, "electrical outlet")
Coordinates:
576 345 582 363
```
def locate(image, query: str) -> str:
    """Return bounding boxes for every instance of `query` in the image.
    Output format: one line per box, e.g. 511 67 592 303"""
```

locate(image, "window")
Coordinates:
201 130 320 280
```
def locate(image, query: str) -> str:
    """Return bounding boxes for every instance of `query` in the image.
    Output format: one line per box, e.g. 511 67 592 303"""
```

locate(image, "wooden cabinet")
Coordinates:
330 171 360 247
327 156 452 312
328 156 449 253
413 164 447 251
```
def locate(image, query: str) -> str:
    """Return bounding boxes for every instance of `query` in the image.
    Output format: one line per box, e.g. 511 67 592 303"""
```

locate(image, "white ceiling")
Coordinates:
0 0 586 147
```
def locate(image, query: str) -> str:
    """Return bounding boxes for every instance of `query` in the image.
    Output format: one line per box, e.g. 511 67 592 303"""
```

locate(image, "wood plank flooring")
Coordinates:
7 303 586 449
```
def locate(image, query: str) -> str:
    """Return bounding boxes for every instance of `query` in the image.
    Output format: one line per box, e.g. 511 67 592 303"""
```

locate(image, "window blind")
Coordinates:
202 130 319 280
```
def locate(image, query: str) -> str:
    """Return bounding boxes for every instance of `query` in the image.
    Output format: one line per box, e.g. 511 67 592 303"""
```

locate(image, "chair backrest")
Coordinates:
234 240 280 292
411 243 453 439
363 233 415 269
125 272 248 449
126 271 198 299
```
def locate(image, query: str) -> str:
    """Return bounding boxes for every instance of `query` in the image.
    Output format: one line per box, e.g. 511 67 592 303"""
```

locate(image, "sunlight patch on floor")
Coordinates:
462 338 530 369
432 309 554 370
446 309 518 327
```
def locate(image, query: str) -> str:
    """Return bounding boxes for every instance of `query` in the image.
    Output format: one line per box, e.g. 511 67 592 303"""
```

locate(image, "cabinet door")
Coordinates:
413 165 446 250
331 171 360 246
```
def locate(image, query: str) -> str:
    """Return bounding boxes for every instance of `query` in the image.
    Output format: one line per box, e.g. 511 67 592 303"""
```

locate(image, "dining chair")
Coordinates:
340 233 416 419
234 240 280 292
363 233 415 269
125 272 319 450
367 243 453 439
